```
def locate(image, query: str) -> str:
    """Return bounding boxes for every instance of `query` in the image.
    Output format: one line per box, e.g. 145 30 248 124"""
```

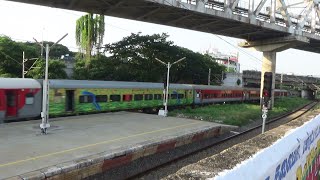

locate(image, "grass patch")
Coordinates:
168 97 311 126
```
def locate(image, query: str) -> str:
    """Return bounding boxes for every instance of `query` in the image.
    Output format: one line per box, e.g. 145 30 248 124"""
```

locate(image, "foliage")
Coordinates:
0 36 24 77
24 41 71 59
76 13 105 65
27 59 67 79
169 97 311 126
0 35 72 78
98 33 225 84
0 72 16 78
73 55 114 80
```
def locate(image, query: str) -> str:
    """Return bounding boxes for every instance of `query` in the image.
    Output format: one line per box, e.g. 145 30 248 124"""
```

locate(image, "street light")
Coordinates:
34 33 68 134
155 57 186 117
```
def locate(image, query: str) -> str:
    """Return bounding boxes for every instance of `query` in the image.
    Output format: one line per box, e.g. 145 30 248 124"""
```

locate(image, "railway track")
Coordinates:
131 101 318 180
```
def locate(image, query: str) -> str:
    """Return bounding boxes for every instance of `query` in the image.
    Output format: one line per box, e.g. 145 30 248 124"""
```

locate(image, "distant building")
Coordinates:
60 54 75 78
205 48 240 73
223 72 243 87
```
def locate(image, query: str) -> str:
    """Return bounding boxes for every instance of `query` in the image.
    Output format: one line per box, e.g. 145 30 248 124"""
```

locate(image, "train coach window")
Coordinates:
178 94 184 99
25 93 34 105
171 94 177 99
110 95 121 102
79 95 93 103
96 95 108 102
154 94 162 100
144 94 153 100
134 94 143 101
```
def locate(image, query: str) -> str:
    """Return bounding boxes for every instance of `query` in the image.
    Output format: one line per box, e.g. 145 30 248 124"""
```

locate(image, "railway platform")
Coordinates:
0 112 235 179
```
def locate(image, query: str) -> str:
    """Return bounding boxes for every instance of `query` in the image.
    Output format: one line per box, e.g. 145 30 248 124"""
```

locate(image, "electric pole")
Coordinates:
22 51 40 78
34 33 68 134
208 68 211 85
155 57 186 117
22 52 25 78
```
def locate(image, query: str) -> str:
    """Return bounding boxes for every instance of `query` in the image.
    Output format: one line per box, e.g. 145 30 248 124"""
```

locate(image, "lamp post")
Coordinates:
155 57 186 117
34 33 68 134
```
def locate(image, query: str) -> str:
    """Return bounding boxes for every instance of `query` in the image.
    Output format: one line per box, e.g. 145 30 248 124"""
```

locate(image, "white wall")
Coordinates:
214 114 320 180
223 73 243 87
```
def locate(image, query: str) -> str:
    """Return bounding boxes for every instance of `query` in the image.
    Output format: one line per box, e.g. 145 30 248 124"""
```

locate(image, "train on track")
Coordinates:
0 78 288 122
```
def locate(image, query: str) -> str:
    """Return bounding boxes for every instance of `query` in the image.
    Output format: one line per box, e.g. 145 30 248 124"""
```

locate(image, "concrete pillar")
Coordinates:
239 36 309 109
260 51 276 109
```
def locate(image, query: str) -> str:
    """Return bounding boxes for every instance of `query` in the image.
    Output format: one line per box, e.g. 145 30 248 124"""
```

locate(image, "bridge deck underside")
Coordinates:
7 0 320 53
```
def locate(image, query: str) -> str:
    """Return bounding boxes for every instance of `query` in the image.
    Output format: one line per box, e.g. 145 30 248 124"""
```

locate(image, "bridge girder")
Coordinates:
5 0 320 53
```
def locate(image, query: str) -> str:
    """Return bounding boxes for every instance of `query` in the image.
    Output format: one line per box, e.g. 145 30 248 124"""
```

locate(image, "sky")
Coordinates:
0 0 320 76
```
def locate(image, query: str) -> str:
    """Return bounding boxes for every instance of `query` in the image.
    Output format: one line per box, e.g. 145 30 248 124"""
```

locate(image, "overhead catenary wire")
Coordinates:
148 0 274 71
0 51 22 66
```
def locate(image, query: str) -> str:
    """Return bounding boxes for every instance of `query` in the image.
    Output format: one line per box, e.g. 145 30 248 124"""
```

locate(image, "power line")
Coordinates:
0 51 22 66
214 35 263 64
151 0 266 70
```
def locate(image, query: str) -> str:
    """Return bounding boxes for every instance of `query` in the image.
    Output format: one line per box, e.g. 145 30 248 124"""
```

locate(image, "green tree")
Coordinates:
24 41 72 59
28 59 67 79
104 33 175 82
0 36 24 77
73 55 114 80
0 35 73 78
74 33 225 84
103 33 225 84
76 13 105 66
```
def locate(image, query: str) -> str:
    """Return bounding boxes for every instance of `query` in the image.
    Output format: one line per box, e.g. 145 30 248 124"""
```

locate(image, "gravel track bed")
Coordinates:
133 103 318 180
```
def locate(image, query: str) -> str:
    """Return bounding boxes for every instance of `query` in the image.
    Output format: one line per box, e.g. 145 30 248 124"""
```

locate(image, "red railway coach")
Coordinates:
193 85 245 105
274 89 288 97
243 88 261 101
0 78 42 122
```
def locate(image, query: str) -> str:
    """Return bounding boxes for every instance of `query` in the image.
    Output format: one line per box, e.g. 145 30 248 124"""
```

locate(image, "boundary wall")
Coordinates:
215 114 320 180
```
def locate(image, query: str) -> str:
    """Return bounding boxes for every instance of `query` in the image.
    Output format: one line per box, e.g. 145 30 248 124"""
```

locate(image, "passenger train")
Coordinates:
0 78 288 122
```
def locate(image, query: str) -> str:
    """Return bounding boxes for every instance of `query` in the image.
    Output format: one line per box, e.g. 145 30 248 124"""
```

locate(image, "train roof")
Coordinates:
274 89 288 92
243 87 260 91
48 80 194 90
0 78 41 89
192 85 244 90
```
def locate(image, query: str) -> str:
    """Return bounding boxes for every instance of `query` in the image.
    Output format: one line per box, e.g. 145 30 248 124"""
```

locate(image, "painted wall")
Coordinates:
214 114 320 180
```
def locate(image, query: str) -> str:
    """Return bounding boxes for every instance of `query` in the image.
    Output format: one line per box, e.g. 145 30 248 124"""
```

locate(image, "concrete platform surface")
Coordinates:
0 112 225 179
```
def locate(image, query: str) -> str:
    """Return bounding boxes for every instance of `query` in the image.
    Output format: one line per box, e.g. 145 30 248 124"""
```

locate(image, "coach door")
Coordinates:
5 90 18 117
66 90 75 112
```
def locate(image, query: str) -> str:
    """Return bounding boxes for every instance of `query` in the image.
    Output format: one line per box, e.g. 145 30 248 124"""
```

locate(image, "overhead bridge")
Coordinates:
6 0 320 108
6 0 320 53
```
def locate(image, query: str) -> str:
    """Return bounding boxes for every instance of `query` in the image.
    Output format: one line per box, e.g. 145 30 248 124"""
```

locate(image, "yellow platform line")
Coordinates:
0 121 202 168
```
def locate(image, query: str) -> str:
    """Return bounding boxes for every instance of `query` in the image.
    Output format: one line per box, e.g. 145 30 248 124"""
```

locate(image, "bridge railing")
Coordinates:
177 0 320 37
